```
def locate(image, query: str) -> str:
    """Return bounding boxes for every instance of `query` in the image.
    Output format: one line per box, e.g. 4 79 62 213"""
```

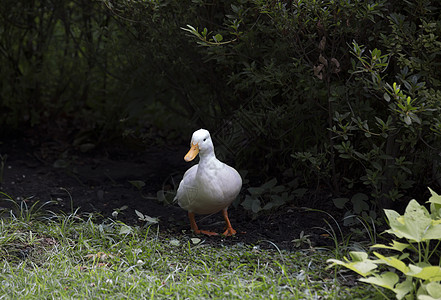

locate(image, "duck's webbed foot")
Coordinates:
188 212 219 236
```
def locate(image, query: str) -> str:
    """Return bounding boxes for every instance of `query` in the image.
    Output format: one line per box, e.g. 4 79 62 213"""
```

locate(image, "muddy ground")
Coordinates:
0 138 340 251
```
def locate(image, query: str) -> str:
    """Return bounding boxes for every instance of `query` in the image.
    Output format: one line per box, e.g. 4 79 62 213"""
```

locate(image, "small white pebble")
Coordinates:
137 260 144 265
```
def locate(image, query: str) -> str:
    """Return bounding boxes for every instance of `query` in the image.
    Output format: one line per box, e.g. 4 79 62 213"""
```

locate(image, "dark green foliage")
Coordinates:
178 0 441 210
0 1 123 141
1 0 440 213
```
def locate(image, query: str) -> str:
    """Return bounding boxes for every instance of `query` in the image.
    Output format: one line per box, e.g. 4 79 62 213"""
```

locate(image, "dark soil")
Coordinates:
0 139 340 251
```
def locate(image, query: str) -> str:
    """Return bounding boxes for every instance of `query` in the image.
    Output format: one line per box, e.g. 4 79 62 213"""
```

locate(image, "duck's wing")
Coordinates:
218 164 242 201
176 164 198 209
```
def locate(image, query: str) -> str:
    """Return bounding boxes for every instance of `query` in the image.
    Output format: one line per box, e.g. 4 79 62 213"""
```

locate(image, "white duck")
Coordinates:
175 129 242 236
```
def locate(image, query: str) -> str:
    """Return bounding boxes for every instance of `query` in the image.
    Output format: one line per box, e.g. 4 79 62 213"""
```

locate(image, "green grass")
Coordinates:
0 207 384 299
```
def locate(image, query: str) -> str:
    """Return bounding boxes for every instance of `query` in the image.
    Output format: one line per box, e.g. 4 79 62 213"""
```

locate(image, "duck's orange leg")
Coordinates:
188 212 218 236
221 208 236 236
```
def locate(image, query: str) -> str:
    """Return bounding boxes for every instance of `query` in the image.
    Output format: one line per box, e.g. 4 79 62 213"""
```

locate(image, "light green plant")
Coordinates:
328 188 441 299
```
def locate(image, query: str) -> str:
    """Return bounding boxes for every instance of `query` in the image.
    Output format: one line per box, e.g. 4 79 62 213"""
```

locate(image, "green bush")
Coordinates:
179 0 441 210
0 0 126 141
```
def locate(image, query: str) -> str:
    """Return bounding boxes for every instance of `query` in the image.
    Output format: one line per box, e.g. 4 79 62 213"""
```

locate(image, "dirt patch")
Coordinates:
0 139 338 250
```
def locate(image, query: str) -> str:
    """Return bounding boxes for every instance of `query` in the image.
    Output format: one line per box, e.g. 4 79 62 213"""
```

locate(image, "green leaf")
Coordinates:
427 188 441 218
119 225 133 235
263 202 274 210
271 185 286 193
251 199 262 214
170 239 180 246
407 264 441 281
181 25 202 38
394 276 413 300
261 178 278 190
352 193 368 202
423 222 441 240
372 240 409 252
343 210 357 226
333 197 349 209
384 200 433 242
191 238 201 244
135 210 144 219
410 113 421 124
53 159 69 168
135 210 159 224
349 251 369 261
247 187 265 195
143 215 159 224
327 251 378 277
241 195 255 210
427 188 441 205
351 193 369 213
359 272 399 290
373 252 410 274
268 195 287 208
129 180 145 190
418 294 441 300
372 161 382 171
424 281 441 298
213 34 223 42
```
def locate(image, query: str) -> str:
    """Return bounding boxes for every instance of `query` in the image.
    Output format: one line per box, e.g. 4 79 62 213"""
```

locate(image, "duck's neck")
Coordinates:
198 151 217 168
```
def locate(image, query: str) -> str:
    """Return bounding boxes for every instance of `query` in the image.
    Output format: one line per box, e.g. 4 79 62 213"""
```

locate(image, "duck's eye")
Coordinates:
203 138 207 142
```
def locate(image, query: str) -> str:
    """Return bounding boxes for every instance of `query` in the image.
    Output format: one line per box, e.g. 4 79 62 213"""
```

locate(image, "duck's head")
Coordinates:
184 129 214 162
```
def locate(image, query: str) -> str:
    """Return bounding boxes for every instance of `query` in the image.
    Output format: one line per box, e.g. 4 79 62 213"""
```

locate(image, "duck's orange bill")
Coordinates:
184 143 199 162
